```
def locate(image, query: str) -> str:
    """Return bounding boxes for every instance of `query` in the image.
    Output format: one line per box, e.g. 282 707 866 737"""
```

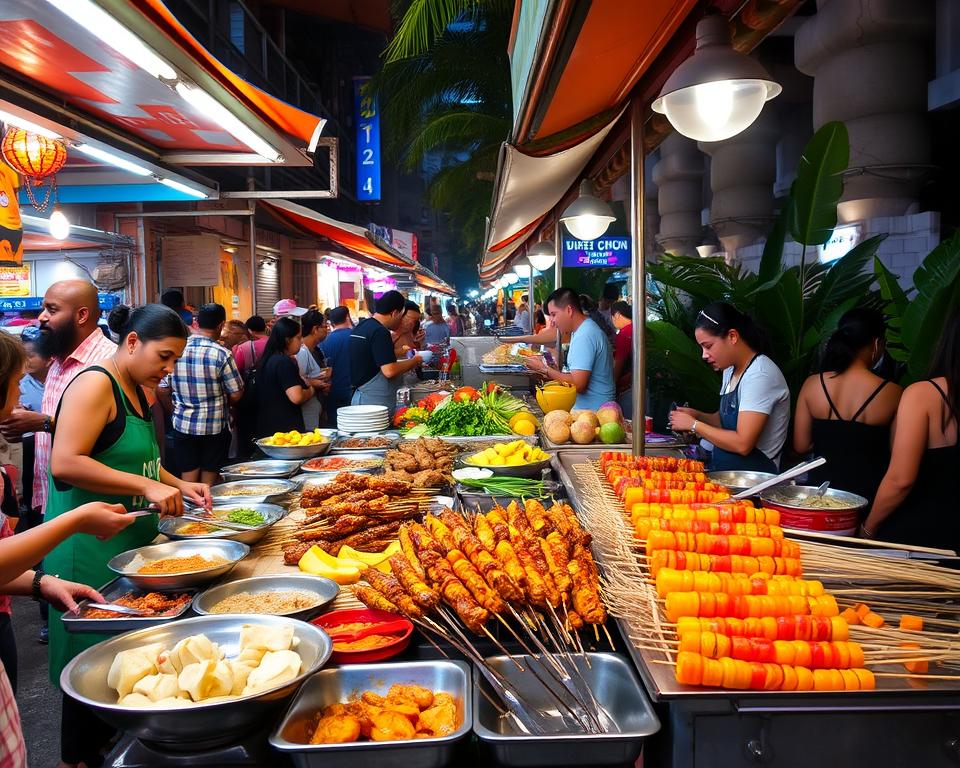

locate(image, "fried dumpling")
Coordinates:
131 672 180 702
159 634 222 675
239 624 296 653
178 660 234 702
107 643 165 698
241 650 301 695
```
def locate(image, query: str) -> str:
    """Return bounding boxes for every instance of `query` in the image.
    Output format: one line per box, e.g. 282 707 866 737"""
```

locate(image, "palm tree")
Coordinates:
373 0 512 256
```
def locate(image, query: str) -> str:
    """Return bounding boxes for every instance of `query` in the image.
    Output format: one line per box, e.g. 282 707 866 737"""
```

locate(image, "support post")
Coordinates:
249 206 258 312
553 218 563 368
629 100 646 457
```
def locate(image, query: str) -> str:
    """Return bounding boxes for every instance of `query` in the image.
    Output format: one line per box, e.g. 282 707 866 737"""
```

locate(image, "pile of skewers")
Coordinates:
571 453 960 693
281 472 439 564
352 500 612 734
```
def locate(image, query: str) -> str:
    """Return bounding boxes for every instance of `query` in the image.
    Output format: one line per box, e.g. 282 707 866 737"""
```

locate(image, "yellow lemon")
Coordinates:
513 420 536 436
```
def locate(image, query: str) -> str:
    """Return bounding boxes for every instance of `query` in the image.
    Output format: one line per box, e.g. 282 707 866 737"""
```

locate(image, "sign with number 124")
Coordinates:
354 77 381 202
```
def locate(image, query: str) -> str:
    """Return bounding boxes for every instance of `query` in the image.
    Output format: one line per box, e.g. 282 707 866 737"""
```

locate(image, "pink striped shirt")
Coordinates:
33 329 117 515
0 661 25 768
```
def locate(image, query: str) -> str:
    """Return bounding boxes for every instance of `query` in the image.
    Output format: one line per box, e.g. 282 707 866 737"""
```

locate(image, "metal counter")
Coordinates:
553 452 960 768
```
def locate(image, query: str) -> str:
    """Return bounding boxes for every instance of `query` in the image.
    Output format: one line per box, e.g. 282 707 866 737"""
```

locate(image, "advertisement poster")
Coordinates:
0 263 30 297
561 235 631 268
161 234 220 286
354 77 381 202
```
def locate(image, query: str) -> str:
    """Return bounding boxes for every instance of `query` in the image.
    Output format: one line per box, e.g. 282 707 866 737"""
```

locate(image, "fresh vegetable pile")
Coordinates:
456 476 549 498
401 384 530 437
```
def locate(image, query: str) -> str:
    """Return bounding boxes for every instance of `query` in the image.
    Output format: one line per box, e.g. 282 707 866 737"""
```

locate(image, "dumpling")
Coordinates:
132 673 180 703
107 643 165 698
159 634 222 675
178 660 234 702
239 624 296 653
241 650 301 695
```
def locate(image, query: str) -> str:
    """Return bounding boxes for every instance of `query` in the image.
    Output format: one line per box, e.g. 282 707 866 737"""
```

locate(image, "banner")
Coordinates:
0 263 30 297
561 235 631 268
368 223 418 263
354 77 381 202
161 234 221 287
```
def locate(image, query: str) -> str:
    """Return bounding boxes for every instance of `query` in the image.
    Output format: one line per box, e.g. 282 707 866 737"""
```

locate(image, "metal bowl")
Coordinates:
220 459 303 481
255 437 333 460
61 614 332 750
330 434 398 453
158 503 286 546
459 452 553 479
299 452 386 475
192 574 340 622
707 470 779 495
107 539 249 591
209 478 297 505
760 484 868 512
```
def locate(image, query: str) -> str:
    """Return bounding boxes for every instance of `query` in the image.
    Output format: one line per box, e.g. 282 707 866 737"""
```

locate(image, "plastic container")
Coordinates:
312 608 413 663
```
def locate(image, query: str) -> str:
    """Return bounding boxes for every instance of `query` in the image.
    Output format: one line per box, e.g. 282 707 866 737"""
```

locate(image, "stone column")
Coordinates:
653 133 705 256
795 0 934 222
699 107 779 255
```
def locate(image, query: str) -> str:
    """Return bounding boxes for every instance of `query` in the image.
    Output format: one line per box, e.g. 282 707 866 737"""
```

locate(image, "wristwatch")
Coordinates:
31 568 46 601
41 415 53 433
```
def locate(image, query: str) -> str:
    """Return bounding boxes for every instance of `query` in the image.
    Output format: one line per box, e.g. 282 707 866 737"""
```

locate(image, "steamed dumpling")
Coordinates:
239 624 296 653
178 660 234 702
159 634 222 675
107 643 165 698
241 650 301 695
132 673 180 703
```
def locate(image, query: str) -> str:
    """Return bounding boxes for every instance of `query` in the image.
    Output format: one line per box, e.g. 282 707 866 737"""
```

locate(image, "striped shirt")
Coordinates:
33 329 117 515
0 661 25 768
163 335 243 435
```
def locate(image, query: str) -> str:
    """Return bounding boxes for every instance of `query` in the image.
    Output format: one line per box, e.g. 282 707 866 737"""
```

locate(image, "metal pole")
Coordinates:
629 99 646 457
249 210 258 314
553 218 563 367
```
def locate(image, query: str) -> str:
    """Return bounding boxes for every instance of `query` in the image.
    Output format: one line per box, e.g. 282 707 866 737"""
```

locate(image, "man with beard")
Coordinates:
0 280 116 523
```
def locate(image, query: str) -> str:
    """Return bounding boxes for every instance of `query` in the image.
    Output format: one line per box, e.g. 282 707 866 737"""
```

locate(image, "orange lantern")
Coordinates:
1 127 67 211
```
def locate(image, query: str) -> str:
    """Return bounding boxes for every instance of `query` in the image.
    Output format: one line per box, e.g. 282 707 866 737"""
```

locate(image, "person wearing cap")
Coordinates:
350 291 430 416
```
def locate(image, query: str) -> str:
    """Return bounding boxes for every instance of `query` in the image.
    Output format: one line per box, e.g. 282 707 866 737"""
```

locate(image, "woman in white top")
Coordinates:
669 302 790 472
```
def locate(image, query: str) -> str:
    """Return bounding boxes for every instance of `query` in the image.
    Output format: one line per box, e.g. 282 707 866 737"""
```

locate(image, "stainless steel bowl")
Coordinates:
459 453 552 479
107 539 249 591
192 574 339 621
299 452 385 475
158 503 286 546
707 470 779 495
255 437 333 460
330 435 398 453
209 478 297 505
220 459 303 481
61 614 332 750
760 484 868 512
270 660 471 768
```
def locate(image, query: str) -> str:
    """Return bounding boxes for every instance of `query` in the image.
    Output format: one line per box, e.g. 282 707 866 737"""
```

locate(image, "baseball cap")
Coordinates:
273 298 307 317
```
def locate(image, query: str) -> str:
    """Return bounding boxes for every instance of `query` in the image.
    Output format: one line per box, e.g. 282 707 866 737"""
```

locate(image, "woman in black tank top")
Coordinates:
863 311 960 551
793 309 901 510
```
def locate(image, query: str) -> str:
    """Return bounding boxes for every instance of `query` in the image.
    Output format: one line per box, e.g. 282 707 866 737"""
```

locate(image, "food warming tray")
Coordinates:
61 576 196 633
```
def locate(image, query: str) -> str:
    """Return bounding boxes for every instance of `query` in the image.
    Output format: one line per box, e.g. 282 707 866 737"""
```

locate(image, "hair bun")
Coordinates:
107 304 132 335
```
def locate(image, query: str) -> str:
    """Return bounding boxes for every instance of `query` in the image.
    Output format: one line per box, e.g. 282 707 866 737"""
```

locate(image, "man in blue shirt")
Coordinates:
524 288 614 411
319 306 354 426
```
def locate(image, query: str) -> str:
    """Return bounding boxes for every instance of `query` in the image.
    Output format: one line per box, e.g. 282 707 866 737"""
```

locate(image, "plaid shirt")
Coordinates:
164 335 243 435
34 329 117 515
0 660 25 768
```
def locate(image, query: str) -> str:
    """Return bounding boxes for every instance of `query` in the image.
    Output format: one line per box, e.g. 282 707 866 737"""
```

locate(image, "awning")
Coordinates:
480 105 625 274
414 265 457 297
261 199 416 271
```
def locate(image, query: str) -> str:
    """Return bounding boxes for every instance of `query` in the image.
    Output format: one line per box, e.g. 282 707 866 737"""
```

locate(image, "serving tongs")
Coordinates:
727 456 827 501
179 512 259 531
76 602 149 616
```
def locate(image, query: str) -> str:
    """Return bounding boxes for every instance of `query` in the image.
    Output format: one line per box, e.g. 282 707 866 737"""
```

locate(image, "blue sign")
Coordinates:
0 293 119 313
354 77 381 202
561 235 631 268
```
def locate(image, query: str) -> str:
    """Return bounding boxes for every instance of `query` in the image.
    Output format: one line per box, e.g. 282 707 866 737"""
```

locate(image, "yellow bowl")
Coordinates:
536 384 577 413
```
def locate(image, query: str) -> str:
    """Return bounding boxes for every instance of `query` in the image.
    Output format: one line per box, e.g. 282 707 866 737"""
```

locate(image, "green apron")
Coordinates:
45 367 162 684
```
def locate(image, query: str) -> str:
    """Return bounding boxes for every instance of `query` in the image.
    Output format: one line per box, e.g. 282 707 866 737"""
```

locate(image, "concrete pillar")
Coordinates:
699 108 779 254
653 133 705 256
795 0 934 222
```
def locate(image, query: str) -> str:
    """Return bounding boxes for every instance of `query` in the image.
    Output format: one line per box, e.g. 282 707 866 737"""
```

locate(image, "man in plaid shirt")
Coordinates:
158 303 242 484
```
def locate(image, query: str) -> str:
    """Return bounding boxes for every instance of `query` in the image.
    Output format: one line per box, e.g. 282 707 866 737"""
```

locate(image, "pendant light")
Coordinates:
48 208 70 240
527 240 556 272
560 180 616 241
652 15 781 143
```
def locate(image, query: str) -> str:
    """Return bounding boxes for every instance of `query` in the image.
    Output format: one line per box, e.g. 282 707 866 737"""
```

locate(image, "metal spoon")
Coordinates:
813 481 830 500
78 603 149 616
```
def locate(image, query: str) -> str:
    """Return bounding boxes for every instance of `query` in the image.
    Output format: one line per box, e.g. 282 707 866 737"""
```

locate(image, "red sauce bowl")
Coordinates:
312 608 413 664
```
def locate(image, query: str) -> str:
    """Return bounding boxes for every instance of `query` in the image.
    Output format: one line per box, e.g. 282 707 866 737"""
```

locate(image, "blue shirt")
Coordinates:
566 317 615 411
162 335 243 435
320 328 352 400
19 374 45 437
423 319 450 346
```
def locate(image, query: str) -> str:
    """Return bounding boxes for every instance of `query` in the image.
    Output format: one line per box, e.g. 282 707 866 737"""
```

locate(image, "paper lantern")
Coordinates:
1 127 68 211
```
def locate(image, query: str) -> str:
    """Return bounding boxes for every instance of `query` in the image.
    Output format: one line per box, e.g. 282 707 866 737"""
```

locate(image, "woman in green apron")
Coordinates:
45 304 210 768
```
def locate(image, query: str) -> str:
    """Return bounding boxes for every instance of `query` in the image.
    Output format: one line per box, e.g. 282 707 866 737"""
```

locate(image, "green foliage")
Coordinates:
789 122 849 247
872 256 911 362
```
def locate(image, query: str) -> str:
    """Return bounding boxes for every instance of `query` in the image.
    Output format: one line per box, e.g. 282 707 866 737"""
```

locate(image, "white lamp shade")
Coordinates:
561 214 616 241
528 253 555 271
49 209 70 240
503 272 519 285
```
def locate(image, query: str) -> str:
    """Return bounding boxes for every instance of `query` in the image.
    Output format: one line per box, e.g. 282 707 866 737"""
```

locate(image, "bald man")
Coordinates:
1 280 117 519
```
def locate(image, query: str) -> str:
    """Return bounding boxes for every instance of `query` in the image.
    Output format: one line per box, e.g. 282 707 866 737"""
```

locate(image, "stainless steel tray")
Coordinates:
192 574 339 621
473 653 659 766
330 434 399 453
208 478 297 504
158 503 286 546
220 459 303 480
299 452 386 475
107 539 249 591
406 434 538 447
61 576 196 634
270 660 471 768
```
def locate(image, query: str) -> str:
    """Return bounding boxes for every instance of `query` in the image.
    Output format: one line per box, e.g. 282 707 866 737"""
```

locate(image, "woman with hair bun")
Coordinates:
669 301 790 472
45 303 211 767
793 308 902 507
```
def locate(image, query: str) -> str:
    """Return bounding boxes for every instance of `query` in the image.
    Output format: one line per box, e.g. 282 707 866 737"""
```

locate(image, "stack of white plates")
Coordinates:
337 405 390 433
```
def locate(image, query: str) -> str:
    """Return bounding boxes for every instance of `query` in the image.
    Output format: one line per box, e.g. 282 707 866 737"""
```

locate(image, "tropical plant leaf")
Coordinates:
646 320 720 411
385 0 480 62
873 256 911 361
806 234 885 325
756 203 788 289
789 121 849 247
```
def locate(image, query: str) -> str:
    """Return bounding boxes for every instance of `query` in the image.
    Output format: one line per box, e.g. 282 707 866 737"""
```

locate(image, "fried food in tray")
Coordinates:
81 592 193 619
383 438 457 485
282 472 439 565
352 499 608 637
307 684 459 744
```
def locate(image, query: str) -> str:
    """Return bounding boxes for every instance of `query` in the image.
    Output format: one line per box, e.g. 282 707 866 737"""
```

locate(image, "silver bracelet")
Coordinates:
691 419 699 435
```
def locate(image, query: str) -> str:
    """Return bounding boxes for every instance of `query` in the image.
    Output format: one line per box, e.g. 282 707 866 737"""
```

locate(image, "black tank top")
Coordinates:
808 373 890 509
878 381 960 552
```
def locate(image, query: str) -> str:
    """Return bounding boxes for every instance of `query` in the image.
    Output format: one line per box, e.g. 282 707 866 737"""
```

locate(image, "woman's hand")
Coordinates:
143 480 185 516
69 501 136 540
40 575 105 613
669 409 697 432
178 482 212 512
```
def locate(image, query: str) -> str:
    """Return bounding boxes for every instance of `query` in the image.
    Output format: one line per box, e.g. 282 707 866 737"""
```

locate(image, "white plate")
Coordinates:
337 405 389 417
